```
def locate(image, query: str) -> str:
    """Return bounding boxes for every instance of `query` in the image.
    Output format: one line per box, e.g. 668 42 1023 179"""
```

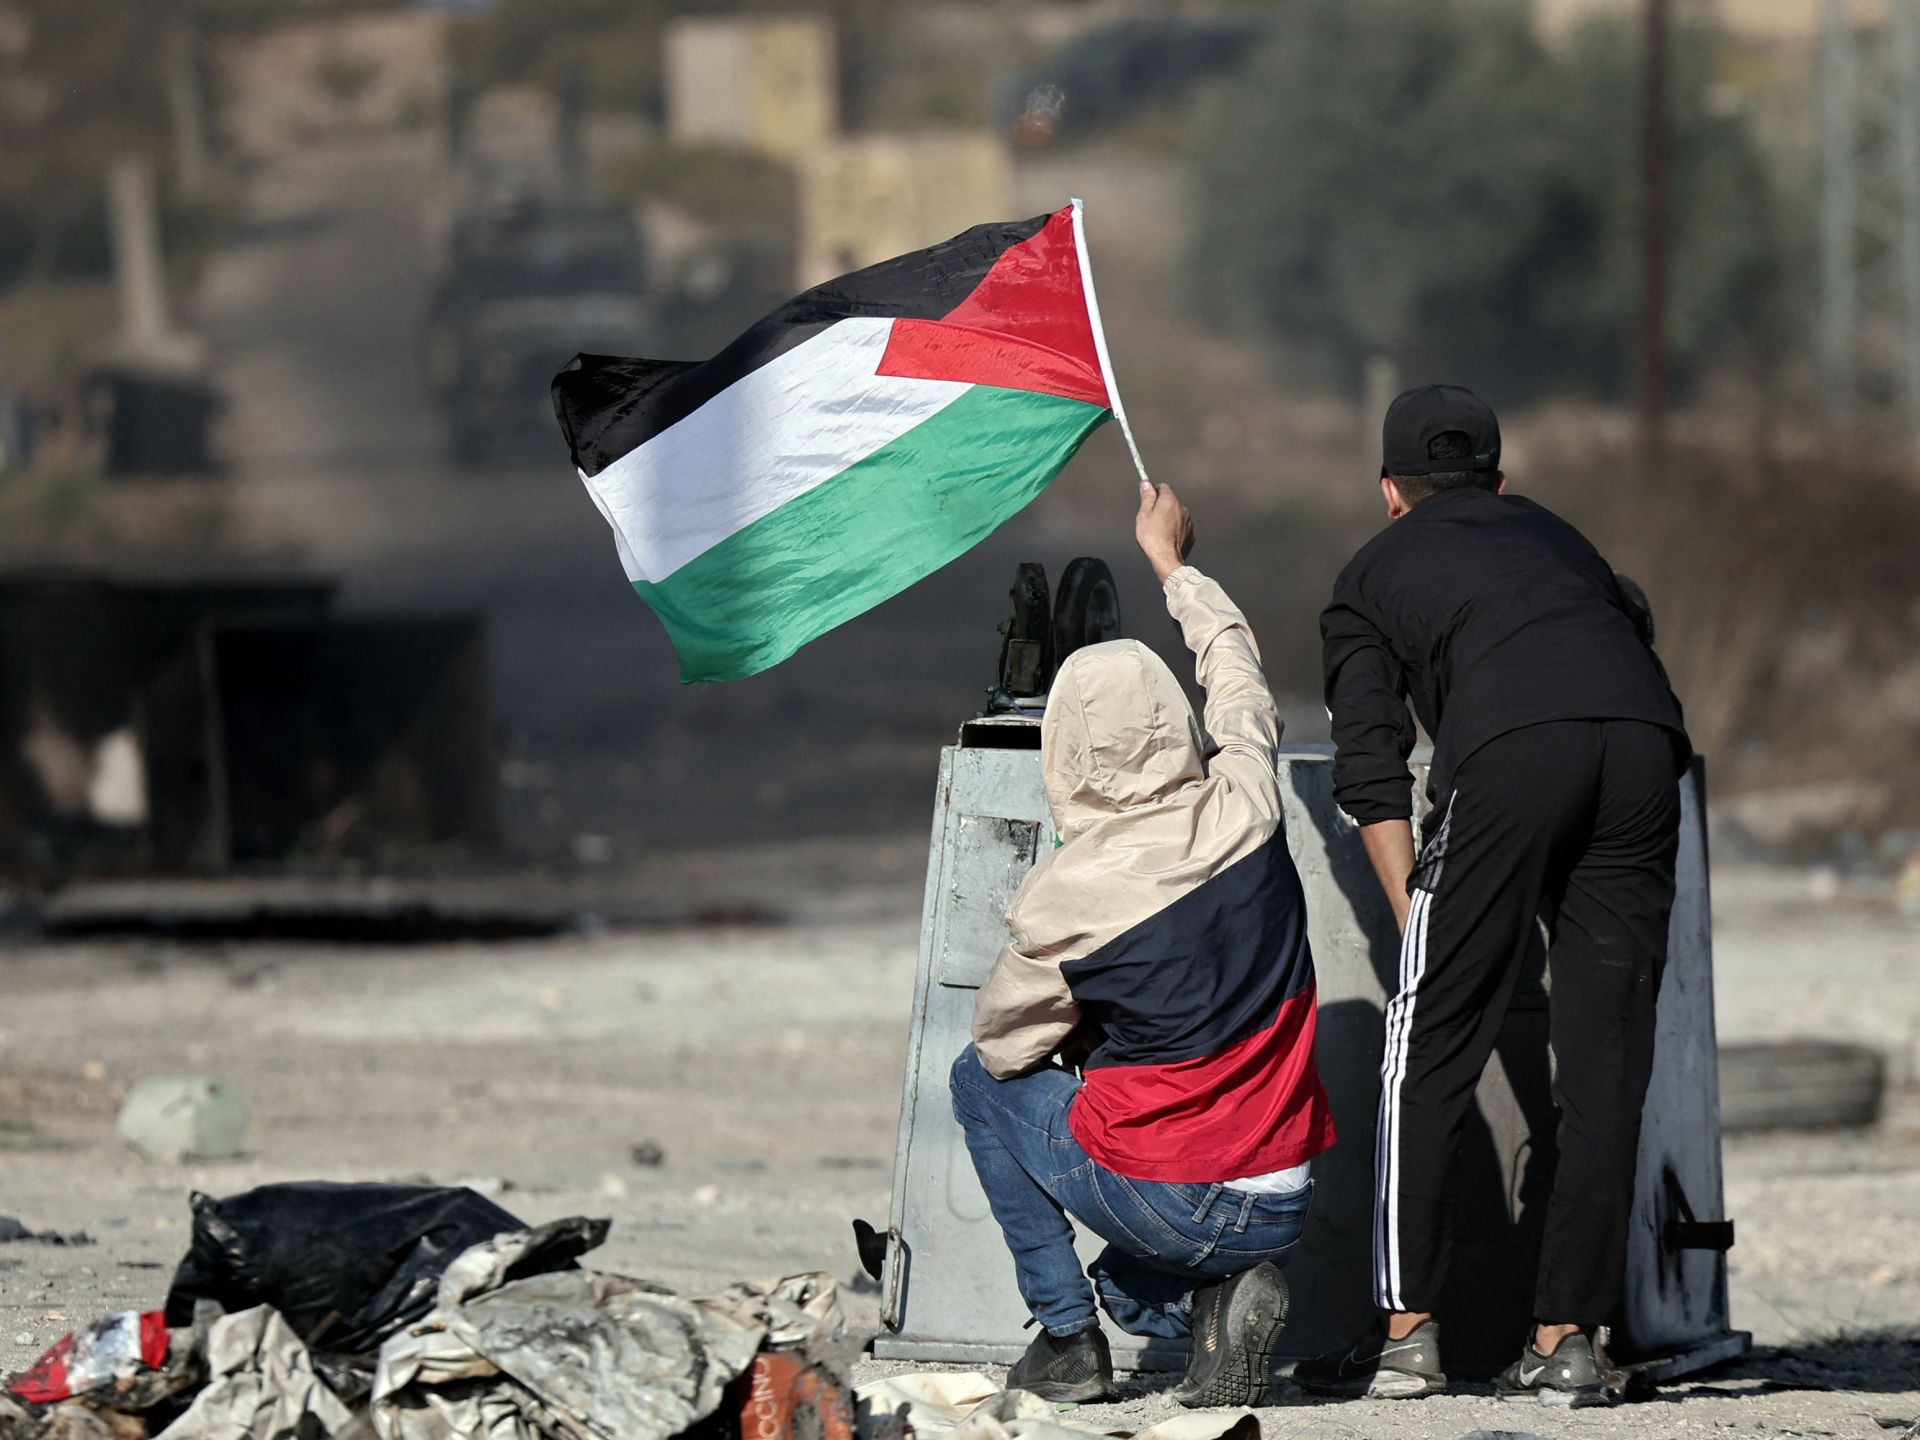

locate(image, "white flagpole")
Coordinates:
1070 197 1151 486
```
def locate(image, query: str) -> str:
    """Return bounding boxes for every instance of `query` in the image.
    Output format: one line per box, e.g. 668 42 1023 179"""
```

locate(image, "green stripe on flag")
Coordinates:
635 384 1108 682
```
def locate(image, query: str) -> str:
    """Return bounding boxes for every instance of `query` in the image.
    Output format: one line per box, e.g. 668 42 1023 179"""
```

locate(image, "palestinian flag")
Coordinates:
553 201 1118 682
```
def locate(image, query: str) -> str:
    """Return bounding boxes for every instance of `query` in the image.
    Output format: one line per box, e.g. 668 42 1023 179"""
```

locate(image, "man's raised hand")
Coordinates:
1135 481 1195 582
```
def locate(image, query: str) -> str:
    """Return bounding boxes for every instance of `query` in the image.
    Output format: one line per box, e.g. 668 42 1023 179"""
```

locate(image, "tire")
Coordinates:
1718 1039 1885 1132
1052 557 1122 668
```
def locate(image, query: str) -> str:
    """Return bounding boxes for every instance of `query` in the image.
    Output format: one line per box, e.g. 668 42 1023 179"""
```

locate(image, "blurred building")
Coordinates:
1536 0 1819 44
797 133 1012 288
663 16 838 161
216 8 452 159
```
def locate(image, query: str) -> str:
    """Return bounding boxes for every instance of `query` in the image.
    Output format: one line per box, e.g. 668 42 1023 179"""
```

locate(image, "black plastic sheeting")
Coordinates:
164 1183 536 1356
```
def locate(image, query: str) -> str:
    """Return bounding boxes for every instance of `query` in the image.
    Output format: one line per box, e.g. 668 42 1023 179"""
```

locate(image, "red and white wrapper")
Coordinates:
7 1310 169 1404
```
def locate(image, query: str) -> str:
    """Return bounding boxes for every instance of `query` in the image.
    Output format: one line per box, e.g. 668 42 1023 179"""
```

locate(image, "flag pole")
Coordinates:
1071 197 1151 485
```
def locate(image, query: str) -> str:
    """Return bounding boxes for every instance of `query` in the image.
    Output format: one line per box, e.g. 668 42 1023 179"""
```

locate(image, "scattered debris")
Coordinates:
115 1079 247 1164
0 1222 92 1249
851 1373 1258 1440
373 1218 847 1440
159 1307 356 1440
165 1183 532 1358
728 1351 855 1440
7 1313 166 1405
34 1402 143 1440
4 1303 214 1440
4 1196 859 1440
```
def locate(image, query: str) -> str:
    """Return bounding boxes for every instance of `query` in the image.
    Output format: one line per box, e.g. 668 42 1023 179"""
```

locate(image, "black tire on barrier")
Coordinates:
1052 557 1122 670
1718 1039 1886 1132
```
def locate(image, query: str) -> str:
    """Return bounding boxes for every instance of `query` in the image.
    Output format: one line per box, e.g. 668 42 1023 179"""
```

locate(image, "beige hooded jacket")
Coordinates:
970 565 1335 1182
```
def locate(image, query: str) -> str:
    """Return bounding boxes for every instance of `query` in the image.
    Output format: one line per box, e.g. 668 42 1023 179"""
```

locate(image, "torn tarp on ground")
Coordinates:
371 1218 847 1440
156 1307 359 1440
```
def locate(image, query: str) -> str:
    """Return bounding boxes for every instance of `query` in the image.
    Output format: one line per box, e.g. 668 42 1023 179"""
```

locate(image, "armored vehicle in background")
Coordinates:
424 199 655 463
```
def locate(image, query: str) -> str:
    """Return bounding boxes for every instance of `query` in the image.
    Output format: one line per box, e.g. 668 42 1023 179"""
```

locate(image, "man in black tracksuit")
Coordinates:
1296 385 1689 1408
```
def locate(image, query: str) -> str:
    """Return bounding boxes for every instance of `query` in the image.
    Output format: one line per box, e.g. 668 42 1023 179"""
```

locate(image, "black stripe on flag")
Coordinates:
552 212 1055 478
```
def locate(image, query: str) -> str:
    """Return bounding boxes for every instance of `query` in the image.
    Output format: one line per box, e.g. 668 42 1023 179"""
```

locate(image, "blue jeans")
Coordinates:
948 1044 1313 1339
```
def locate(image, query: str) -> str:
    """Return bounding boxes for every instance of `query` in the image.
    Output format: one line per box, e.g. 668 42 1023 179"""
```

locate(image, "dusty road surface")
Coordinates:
3 857 1917 1440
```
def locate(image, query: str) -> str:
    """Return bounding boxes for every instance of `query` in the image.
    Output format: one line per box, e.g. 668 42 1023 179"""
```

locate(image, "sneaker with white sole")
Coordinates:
1494 1332 1611 1408
1291 1319 1446 1399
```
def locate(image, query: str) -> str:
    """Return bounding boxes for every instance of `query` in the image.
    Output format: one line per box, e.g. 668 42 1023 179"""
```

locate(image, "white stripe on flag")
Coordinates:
579 317 969 584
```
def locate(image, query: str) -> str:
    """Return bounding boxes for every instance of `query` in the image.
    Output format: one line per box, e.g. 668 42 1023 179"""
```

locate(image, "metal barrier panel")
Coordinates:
875 742 1741 1379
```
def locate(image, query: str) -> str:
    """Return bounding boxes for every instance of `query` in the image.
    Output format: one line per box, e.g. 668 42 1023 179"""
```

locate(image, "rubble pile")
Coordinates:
3 1184 1259 1440
1 1185 852 1440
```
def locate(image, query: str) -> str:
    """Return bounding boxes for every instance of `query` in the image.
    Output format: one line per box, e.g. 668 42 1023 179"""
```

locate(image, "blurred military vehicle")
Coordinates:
423 197 655 463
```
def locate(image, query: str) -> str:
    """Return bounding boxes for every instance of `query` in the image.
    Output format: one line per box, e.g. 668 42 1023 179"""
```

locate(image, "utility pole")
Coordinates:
1820 0 1857 425
1820 0 1920 455
1894 0 1920 455
1639 0 1671 472
166 12 214 200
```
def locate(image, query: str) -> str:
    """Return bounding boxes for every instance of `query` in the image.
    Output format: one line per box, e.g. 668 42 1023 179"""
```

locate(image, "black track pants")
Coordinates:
1371 719 1683 1325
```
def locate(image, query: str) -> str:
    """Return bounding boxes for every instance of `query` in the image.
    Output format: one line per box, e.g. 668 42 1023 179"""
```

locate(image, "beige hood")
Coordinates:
1041 639 1206 838
974 567 1291 1084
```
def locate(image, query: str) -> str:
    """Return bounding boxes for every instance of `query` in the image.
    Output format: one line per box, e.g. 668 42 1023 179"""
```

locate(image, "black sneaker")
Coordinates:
1292 1319 1446 1399
1170 1263 1289 1408
1007 1326 1114 1404
1495 1333 1610 1408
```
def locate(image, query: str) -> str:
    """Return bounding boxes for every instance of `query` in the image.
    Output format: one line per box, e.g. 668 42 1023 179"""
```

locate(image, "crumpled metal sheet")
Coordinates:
371 1219 844 1440
155 1307 358 1440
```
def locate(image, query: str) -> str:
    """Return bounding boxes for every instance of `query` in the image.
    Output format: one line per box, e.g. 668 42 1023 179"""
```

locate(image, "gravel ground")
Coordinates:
0 860 1915 1440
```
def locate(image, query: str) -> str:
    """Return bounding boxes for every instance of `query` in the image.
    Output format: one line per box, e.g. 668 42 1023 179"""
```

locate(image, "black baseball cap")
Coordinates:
1381 383 1501 478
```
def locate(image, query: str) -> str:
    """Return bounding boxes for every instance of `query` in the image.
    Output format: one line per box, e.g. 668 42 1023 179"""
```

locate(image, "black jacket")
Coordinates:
1320 488 1686 824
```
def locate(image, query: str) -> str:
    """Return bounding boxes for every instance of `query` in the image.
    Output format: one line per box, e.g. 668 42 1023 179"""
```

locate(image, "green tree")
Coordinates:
1190 0 1784 402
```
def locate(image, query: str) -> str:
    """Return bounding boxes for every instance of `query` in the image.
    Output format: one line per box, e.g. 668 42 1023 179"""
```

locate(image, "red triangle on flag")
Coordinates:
875 207 1109 408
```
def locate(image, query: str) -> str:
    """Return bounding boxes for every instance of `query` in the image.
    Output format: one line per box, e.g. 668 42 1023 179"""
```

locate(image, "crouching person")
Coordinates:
951 482 1336 1409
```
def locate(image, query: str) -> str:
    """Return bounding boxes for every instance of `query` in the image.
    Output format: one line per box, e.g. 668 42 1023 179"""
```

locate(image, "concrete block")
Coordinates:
116 1077 246 1162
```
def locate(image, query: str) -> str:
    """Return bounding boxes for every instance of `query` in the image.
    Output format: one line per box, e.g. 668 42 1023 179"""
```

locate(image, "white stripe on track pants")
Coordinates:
1369 718 1683 1324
